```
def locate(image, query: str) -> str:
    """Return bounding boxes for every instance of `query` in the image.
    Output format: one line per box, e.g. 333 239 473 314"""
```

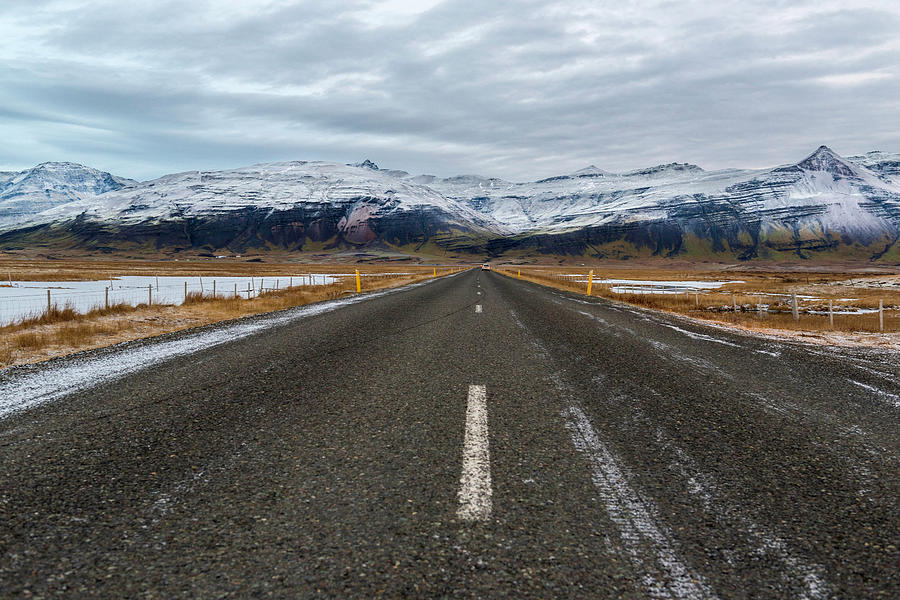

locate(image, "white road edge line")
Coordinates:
475 305 483 313
458 384 492 521
563 405 716 600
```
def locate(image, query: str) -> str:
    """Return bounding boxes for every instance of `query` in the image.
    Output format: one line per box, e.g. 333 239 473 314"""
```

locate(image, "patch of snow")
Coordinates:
562 276 744 294
848 380 900 409
657 323 742 347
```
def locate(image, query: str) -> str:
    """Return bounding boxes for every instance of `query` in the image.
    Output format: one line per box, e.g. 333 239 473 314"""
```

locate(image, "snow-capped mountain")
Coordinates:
0 162 135 227
4 161 498 252
374 146 900 260
1 147 898 260
848 151 900 184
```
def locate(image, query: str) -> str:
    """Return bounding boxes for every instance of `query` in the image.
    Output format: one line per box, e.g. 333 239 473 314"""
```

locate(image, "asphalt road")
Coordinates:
1 269 897 598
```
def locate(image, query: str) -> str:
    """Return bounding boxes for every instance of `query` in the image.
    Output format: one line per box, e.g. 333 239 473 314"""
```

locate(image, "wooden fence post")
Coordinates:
879 299 884 332
184 280 187 300
213 280 216 298
47 289 51 313
792 292 799 321
105 287 109 310
828 299 833 328
148 284 152 306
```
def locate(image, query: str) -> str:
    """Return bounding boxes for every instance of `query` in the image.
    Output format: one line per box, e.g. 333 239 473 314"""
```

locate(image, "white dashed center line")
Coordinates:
457 384 492 521
475 305 483 313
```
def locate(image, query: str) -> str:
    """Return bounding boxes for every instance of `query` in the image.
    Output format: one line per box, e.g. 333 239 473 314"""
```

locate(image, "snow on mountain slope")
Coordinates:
0 162 135 227
416 163 759 234
2 147 898 259
24 161 492 226
395 146 900 247
6 161 502 251
848 151 900 184
761 147 900 233
621 163 704 179
705 146 900 246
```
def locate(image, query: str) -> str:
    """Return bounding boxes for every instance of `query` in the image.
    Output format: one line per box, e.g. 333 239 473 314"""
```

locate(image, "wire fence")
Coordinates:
504 269 896 332
0 274 345 326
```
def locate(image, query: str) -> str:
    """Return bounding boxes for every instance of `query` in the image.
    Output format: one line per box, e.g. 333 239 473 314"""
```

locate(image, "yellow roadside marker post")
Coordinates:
355 269 361 293
587 269 594 296
433 267 437 277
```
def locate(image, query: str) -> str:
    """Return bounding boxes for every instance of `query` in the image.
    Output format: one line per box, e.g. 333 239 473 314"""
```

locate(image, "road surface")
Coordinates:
1 269 897 598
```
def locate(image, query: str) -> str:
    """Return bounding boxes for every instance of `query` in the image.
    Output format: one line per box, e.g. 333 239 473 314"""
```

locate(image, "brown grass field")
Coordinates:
498 266 900 338
2 255 899 368
0 256 443 282
0 258 462 368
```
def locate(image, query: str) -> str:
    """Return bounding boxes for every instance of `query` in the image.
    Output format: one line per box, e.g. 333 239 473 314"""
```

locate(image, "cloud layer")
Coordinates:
1 0 898 181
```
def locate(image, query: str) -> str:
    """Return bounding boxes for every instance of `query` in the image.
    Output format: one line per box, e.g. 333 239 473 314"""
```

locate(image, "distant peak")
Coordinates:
812 145 837 157
793 145 857 176
352 159 380 171
623 162 704 177
32 161 90 170
572 165 615 177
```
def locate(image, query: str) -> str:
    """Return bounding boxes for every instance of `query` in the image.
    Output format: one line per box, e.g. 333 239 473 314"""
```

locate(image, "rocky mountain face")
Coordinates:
1 147 899 261
0 162 135 228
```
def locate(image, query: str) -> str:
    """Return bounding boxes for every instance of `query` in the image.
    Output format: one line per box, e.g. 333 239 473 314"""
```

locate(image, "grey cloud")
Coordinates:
0 0 898 181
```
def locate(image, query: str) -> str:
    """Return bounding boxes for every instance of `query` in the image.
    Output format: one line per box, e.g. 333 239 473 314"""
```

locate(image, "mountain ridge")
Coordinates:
1 147 899 261
0 162 135 228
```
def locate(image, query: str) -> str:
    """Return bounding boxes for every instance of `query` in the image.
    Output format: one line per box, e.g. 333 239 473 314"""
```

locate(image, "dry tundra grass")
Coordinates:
0 256 436 281
502 266 900 335
0 262 458 369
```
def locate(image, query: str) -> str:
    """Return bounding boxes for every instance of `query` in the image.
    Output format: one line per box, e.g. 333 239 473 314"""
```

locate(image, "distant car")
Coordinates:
481 264 491 270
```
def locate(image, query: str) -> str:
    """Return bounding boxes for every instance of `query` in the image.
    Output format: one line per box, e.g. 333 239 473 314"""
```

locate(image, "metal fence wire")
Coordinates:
0 274 347 326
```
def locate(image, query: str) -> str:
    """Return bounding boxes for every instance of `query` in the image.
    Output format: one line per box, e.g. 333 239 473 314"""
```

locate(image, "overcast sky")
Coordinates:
1 0 898 181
